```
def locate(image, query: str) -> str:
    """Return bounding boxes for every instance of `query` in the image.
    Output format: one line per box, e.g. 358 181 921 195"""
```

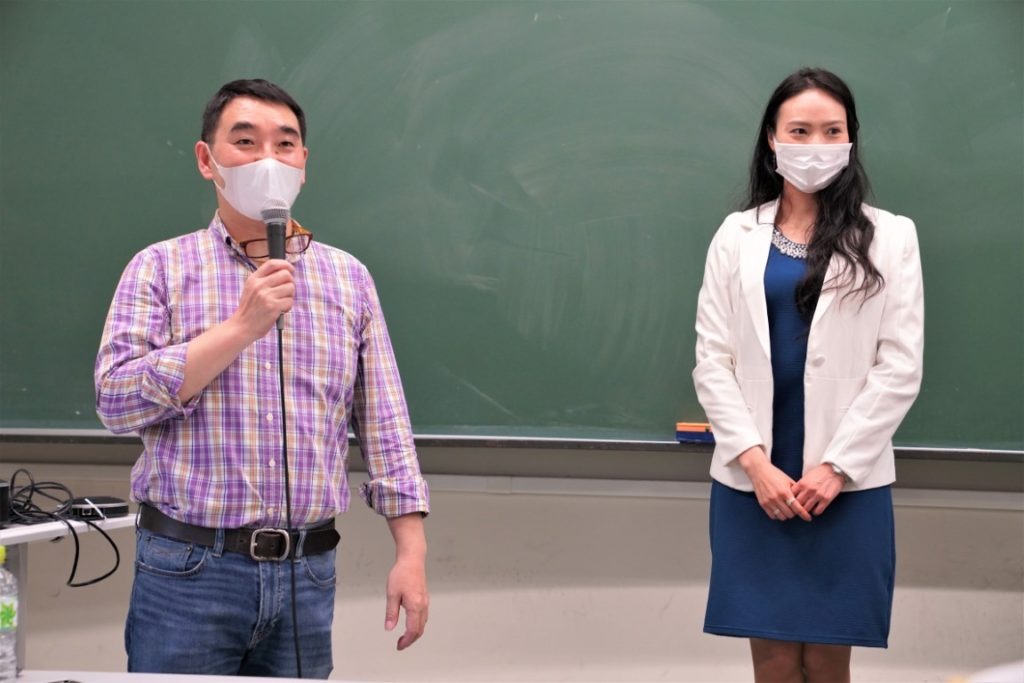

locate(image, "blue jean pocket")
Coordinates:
302 548 337 588
136 529 209 578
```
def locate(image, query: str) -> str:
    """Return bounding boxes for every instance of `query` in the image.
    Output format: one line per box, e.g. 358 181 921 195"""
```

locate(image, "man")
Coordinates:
95 79 429 678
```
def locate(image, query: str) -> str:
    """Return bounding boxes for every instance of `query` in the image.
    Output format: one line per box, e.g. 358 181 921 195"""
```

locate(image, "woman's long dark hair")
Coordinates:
745 67 884 318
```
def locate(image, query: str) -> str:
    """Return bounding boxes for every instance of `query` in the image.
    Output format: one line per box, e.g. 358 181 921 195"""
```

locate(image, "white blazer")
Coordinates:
692 200 924 491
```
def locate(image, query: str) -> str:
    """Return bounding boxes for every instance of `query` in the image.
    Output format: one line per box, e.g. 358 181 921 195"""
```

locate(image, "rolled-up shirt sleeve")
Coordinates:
352 264 430 518
95 248 201 433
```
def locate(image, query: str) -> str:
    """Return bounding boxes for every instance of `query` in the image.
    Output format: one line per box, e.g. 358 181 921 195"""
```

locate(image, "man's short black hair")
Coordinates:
201 79 306 144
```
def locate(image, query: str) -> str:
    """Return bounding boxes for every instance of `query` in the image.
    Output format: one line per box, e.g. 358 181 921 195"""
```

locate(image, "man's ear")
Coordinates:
195 141 215 181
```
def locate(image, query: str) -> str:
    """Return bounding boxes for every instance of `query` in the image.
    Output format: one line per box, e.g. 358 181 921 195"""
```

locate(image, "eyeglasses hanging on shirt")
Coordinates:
238 232 314 260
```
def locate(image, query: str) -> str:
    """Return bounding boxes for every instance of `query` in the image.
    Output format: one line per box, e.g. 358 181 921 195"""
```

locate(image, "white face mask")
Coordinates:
207 149 304 220
773 140 852 194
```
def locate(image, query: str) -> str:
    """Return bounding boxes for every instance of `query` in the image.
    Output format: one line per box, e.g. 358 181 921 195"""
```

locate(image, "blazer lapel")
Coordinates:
740 220 774 361
811 255 843 327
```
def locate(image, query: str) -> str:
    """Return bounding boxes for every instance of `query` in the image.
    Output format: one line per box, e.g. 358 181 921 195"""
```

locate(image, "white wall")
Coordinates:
6 463 1023 682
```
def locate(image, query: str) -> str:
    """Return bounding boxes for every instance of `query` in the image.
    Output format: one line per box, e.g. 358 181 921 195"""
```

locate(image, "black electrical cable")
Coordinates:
6 468 121 587
276 326 303 678
238 238 304 677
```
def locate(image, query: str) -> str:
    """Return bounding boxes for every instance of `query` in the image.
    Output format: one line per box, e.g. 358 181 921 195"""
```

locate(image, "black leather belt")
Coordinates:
139 504 339 561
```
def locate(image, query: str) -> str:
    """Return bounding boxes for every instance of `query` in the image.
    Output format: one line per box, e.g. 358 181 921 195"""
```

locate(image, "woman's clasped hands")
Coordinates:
738 446 844 522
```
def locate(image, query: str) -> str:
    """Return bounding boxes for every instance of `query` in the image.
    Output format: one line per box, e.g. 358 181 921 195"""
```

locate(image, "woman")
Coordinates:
692 68 924 682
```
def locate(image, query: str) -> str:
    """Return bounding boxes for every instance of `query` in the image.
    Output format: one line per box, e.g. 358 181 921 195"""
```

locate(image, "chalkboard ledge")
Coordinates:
0 429 1021 463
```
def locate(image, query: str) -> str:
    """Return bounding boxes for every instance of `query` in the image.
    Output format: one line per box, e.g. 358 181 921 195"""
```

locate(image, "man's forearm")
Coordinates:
178 318 252 401
386 512 427 561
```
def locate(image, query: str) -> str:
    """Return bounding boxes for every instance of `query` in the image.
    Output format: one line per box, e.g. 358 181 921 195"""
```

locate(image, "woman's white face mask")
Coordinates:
773 140 852 194
207 147 304 220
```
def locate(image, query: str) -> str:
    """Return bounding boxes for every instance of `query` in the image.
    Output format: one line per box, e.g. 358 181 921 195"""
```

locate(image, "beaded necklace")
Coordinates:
771 227 808 259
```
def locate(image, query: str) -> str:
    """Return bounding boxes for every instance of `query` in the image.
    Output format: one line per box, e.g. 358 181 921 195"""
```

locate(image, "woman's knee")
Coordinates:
750 639 803 682
802 643 851 683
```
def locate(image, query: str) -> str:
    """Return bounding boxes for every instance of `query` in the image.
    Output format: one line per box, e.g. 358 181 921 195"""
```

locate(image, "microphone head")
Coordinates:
262 200 289 261
260 200 290 226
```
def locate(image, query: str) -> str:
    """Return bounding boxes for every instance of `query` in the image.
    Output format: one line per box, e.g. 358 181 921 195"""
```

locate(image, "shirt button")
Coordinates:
811 356 826 366
265 362 272 371
268 459 276 468
266 507 275 516
266 413 274 423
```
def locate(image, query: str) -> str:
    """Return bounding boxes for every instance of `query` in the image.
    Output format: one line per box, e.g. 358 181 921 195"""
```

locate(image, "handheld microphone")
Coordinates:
261 203 290 330
260 201 302 675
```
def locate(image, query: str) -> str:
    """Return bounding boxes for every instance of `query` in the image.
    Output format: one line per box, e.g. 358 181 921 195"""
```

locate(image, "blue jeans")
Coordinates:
126 527 336 678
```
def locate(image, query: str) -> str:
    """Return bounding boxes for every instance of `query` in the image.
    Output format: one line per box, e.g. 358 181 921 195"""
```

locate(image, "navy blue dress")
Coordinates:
703 242 895 648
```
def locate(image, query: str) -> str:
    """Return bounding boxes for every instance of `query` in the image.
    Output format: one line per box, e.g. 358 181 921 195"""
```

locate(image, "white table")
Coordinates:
0 516 136 674
0 515 135 546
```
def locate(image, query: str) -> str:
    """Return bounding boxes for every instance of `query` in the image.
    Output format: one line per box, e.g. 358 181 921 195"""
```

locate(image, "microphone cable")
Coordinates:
262 210 304 678
275 323 303 678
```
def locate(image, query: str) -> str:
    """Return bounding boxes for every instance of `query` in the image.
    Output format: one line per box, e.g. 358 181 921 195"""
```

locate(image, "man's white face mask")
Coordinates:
773 140 852 194
207 147 304 220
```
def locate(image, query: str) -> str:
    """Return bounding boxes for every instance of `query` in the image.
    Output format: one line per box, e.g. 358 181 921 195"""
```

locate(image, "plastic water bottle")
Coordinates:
0 545 17 681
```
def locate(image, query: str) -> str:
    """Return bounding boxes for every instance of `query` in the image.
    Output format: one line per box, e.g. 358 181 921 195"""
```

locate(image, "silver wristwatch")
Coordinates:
830 463 848 481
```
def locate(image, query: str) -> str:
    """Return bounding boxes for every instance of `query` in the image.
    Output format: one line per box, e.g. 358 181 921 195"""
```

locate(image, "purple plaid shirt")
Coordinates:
95 215 429 529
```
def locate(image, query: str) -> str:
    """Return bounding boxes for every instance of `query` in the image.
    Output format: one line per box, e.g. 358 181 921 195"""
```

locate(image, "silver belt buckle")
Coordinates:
250 528 291 561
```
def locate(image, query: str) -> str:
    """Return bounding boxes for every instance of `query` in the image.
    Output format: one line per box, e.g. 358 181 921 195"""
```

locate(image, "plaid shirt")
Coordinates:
95 215 429 528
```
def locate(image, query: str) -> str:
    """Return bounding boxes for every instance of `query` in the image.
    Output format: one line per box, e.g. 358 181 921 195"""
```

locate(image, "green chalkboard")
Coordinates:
1 1 1021 448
